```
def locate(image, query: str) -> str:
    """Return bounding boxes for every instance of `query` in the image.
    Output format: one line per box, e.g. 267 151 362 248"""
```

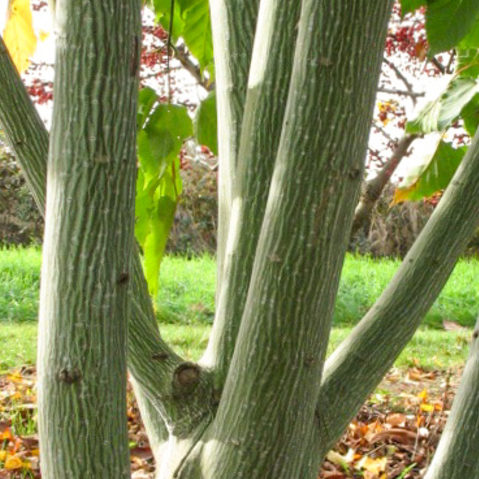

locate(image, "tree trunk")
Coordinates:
202 0 301 384
424 316 479 479
37 1 141 476
4 2 479 479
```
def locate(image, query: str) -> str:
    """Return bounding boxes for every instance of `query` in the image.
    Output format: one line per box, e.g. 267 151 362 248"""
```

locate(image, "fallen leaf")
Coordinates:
4 454 23 470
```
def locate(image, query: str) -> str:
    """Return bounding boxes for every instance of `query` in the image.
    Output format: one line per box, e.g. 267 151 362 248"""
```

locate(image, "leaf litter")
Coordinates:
0 365 461 478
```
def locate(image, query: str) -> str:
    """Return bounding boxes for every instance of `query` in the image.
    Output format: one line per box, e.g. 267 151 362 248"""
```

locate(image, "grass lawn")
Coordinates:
0 246 477 371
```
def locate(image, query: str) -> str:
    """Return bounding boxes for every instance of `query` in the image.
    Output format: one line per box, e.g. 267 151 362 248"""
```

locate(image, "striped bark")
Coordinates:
424 316 479 479
209 0 260 293
37 0 141 476
202 0 301 383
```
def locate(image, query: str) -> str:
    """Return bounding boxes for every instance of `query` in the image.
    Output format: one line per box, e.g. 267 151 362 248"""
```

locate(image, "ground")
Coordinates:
0 365 462 478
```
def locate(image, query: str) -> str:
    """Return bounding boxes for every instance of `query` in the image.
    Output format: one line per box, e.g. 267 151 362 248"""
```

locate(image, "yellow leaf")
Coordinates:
392 185 415 205
4 454 23 470
417 389 428 401
420 403 435 413
3 0 37 73
357 456 387 475
0 450 7 461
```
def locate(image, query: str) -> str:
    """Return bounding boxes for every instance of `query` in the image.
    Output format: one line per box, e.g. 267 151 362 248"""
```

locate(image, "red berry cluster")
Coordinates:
27 79 53 104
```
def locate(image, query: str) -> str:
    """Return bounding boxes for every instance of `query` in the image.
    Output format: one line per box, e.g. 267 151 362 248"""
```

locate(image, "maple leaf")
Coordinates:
3 0 37 73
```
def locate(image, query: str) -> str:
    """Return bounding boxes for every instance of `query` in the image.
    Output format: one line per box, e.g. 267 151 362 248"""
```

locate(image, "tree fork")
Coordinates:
176 2 393 478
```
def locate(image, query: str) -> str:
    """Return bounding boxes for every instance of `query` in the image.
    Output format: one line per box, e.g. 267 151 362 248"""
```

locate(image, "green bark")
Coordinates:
202 0 301 383
175 2 393 477
209 0 260 292
0 38 48 211
37 1 141 476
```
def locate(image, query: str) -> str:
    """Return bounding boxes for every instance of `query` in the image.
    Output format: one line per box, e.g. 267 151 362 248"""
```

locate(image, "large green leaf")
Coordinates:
137 87 158 130
407 77 479 134
426 0 479 54
151 0 213 74
456 48 479 78
152 0 185 38
135 102 192 298
194 91 217 155
394 140 466 202
178 0 213 71
137 103 192 179
459 20 479 49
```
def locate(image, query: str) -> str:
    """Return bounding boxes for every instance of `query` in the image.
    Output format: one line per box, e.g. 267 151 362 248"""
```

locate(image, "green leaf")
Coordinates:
152 0 185 39
456 48 479 78
138 103 192 179
400 0 425 15
142 191 177 298
135 103 191 298
407 77 479 134
194 92 217 155
137 87 158 130
459 20 479 49
394 140 466 202
178 0 214 71
461 93 479 136
426 0 479 54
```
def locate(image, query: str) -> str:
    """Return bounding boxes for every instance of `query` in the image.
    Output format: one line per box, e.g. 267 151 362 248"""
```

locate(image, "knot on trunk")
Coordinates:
172 362 201 398
57 367 82 384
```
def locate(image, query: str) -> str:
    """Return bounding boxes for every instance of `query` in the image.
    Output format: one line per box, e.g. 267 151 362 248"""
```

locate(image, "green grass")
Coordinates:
2 246 478 328
0 246 478 371
0 322 471 372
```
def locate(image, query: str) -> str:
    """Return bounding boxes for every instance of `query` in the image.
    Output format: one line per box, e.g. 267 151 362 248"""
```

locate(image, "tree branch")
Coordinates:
209 0 261 296
316 125 479 458
382 57 414 95
351 133 417 236
377 86 425 98
172 44 213 92
0 35 214 438
201 0 301 384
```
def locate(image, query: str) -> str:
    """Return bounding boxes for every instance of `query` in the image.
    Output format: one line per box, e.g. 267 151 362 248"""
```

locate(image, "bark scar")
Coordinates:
57 368 82 384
